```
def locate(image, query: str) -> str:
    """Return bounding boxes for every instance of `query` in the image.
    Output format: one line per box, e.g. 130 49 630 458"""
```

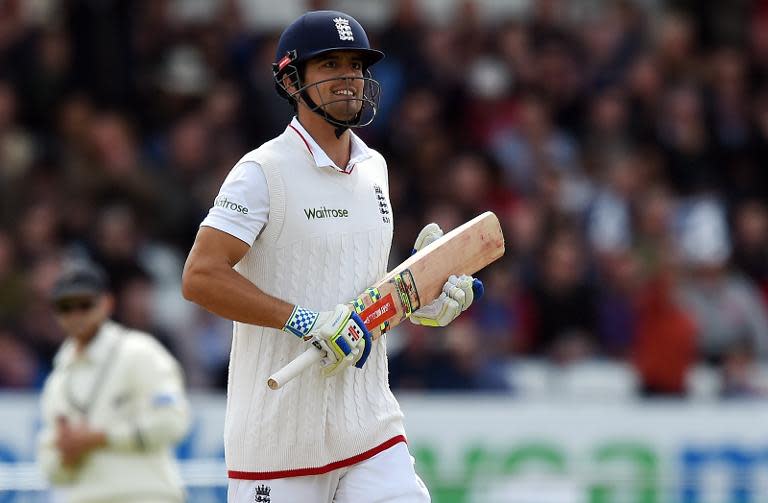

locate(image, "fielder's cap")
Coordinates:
51 260 108 301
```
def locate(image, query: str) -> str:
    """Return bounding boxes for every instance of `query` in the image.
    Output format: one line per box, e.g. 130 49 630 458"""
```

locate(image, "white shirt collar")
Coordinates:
288 117 372 173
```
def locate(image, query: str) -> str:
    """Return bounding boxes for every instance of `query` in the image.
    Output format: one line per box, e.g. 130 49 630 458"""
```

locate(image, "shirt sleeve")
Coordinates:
200 161 269 246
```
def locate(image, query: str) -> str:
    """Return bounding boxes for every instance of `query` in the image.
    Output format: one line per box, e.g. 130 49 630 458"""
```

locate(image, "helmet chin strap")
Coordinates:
299 90 363 138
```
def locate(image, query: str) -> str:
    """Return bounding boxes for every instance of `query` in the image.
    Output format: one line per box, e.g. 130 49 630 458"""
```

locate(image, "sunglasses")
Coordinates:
54 298 96 314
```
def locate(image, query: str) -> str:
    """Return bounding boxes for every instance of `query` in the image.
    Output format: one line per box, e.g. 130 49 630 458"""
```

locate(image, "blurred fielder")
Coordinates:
37 260 189 503
183 10 479 503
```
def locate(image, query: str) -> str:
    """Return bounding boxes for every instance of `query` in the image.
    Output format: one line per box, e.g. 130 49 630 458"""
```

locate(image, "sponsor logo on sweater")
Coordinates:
303 207 350 219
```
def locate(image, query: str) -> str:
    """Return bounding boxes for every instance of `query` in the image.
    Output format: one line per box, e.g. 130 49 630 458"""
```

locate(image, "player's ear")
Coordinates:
282 74 303 106
281 74 292 92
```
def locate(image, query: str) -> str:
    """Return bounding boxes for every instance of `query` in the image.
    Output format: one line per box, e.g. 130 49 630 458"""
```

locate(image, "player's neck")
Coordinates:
297 111 352 169
72 325 101 355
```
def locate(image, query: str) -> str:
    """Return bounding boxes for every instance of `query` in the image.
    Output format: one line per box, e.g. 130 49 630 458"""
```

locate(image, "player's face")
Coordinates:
53 294 112 341
302 51 365 120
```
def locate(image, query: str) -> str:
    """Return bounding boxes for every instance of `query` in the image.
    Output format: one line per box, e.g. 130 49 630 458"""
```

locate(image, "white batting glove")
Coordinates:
283 304 372 376
409 223 482 327
411 274 476 327
411 222 444 254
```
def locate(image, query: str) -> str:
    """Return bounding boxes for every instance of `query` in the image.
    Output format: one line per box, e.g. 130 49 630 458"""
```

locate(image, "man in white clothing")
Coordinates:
182 10 480 503
38 260 189 503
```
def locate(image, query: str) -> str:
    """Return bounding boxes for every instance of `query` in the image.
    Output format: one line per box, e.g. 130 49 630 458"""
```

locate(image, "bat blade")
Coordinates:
267 211 505 389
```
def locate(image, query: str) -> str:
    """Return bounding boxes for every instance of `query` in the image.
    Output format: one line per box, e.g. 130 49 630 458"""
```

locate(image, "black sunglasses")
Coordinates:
54 298 96 314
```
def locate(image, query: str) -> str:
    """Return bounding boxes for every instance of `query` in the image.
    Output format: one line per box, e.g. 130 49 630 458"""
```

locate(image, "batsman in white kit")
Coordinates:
183 10 480 503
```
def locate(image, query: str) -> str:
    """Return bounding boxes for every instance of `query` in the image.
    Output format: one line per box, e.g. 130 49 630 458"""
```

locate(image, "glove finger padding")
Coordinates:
412 223 444 254
321 346 359 377
445 274 474 311
411 274 478 327
321 309 371 377
409 292 462 327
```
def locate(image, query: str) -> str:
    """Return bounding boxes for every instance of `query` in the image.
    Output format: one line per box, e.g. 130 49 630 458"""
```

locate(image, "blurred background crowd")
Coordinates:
1 0 767 399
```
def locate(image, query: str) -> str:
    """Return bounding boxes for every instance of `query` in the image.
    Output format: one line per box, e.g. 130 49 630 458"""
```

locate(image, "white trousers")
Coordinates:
227 442 430 503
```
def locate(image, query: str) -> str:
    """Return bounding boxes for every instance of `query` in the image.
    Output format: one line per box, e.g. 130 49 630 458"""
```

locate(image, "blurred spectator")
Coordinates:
89 204 148 292
447 151 511 219
112 272 177 358
583 88 632 161
0 230 28 323
676 199 768 364
0 328 39 388
0 80 35 196
17 28 73 131
720 338 766 398
15 201 60 266
586 148 645 254
595 248 639 358
388 324 433 390
471 261 531 356
653 11 698 80
658 82 719 194
389 320 509 392
708 44 750 156
624 51 664 143
747 86 768 198
528 227 598 363
65 0 136 107
632 271 697 396
491 93 582 205
731 199 768 307
179 307 232 389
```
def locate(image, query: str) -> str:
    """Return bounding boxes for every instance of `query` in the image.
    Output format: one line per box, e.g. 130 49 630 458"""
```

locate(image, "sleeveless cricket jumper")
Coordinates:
225 123 406 478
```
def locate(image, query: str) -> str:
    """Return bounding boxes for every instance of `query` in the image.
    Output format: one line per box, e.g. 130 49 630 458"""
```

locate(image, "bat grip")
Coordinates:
267 346 324 390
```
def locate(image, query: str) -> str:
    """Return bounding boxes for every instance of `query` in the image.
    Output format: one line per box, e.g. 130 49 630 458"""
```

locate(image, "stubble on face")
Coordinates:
303 52 365 120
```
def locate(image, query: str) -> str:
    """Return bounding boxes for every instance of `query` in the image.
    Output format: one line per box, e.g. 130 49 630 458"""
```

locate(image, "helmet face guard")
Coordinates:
274 63 381 128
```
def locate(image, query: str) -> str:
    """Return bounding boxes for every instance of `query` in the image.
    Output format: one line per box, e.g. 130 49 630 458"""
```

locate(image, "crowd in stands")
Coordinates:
1 0 767 397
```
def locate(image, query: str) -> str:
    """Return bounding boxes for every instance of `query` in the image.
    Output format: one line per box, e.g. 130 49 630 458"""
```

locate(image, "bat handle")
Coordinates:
267 346 324 390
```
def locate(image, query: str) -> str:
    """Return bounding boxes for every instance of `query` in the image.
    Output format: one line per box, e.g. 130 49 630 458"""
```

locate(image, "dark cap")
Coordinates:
51 260 108 301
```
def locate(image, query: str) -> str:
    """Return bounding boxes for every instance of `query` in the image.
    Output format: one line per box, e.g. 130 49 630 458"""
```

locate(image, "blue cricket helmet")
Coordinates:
272 11 384 130
273 10 384 81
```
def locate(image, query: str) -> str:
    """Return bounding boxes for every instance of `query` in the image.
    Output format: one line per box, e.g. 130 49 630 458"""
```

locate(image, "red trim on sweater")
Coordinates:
287 123 357 175
227 435 407 480
288 124 313 159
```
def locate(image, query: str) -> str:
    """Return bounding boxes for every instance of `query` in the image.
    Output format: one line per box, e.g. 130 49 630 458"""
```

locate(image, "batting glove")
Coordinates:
283 304 372 376
409 223 483 327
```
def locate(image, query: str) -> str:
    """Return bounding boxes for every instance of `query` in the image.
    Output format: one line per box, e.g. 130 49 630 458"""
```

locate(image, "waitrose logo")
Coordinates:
214 196 249 214
304 207 350 219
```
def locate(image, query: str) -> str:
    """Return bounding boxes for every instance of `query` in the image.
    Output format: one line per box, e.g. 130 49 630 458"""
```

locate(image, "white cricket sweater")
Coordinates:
225 124 406 477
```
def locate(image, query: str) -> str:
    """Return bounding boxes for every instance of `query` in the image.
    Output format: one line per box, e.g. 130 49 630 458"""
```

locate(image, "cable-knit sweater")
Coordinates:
225 125 405 477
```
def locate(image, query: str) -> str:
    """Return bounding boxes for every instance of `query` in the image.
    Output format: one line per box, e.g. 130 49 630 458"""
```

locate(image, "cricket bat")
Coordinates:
267 211 505 390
